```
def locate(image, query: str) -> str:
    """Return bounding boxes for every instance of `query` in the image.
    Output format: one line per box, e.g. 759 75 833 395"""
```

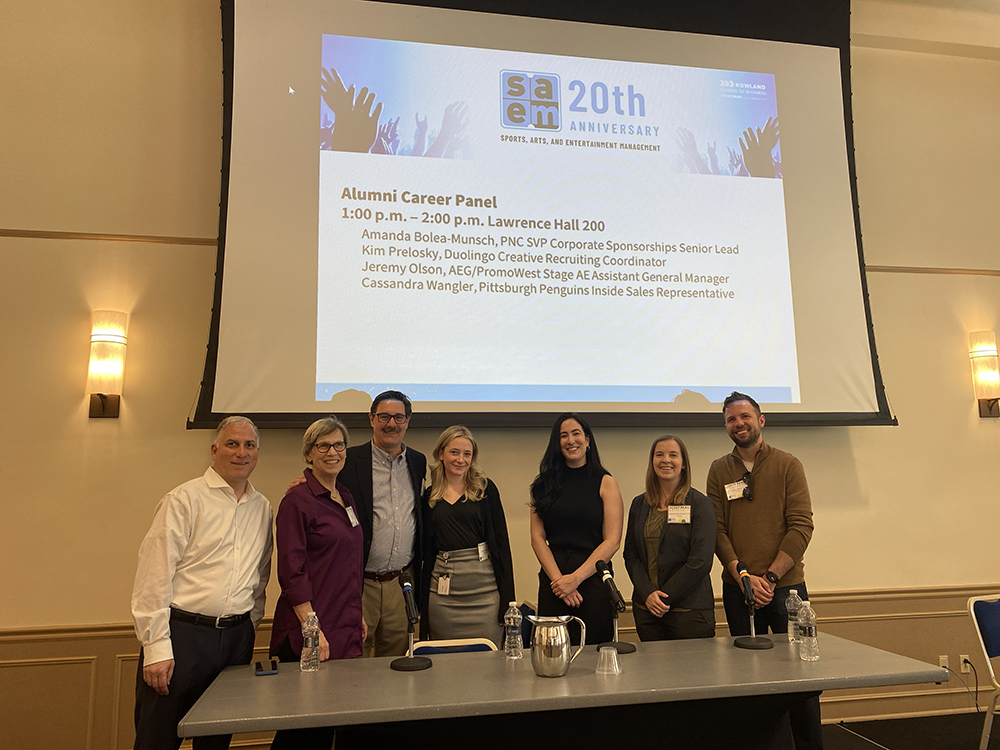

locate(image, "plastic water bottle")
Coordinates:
503 601 523 659
797 601 819 661
786 589 802 643
300 611 321 672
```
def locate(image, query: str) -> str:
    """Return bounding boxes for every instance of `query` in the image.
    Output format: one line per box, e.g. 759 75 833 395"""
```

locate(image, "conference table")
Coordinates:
179 634 946 749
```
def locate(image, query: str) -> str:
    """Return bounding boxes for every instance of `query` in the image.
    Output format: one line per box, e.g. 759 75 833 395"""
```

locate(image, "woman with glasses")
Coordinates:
419 426 514 644
623 435 715 641
269 416 365 750
529 413 623 645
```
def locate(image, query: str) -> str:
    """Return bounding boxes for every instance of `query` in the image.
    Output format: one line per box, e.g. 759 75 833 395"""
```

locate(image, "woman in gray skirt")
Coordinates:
419 425 515 645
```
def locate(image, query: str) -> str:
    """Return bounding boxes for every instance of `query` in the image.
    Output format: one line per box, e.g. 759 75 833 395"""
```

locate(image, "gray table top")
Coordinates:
179 634 947 736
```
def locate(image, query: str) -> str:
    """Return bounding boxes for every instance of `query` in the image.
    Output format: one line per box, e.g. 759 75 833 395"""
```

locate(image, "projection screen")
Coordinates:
192 0 893 428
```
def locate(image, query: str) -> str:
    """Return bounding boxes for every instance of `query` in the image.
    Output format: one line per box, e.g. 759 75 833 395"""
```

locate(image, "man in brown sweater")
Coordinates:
707 391 821 749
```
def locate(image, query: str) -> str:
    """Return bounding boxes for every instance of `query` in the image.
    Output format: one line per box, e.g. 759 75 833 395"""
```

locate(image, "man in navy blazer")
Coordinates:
338 390 426 656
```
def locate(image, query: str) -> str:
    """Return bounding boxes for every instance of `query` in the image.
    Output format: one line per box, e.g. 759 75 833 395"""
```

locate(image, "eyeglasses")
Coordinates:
741 471 753 501
374 413 409 425
314 441 347 454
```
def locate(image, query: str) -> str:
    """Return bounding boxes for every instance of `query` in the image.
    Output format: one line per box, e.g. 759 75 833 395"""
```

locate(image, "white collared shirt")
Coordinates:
130 467 273 664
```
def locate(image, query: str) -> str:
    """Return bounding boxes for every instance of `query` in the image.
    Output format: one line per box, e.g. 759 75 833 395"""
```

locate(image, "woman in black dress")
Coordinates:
529 413 624 645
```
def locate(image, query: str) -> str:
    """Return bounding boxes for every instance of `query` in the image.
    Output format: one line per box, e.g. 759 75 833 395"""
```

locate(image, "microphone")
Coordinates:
736 562 756 607
399 570 419 625
391 569 433 672
595 560 626 613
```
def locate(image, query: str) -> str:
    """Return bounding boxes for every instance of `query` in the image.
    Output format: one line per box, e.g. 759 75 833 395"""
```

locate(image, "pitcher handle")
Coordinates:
569 617 586 663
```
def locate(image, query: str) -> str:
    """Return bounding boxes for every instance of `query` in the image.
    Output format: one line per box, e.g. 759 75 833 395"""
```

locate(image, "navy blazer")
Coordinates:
338 441 427 588
623 487 715 611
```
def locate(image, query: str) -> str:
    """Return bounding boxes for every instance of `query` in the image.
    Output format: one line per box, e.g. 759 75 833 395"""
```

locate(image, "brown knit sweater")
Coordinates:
706 441 813 587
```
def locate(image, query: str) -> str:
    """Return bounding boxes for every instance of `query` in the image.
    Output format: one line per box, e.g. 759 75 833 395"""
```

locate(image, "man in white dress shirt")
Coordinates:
131 416 273 750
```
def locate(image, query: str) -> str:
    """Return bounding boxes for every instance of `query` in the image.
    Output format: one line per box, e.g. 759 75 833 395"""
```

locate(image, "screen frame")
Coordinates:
190 0 895 431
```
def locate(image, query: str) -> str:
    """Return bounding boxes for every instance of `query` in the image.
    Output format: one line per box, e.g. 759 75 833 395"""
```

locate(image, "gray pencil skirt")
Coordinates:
428 546 502 645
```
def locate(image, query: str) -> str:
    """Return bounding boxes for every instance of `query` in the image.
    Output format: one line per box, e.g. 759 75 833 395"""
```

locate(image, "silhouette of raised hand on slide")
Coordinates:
707 140 723 175
728 147 749 177
739 117 779 178
320 67 383 153
675 127 711 175
371 116 400 155
412 113 429 157
424 102 469 158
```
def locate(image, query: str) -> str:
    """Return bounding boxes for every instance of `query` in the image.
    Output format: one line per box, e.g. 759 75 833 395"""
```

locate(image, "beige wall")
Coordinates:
2 0 999 736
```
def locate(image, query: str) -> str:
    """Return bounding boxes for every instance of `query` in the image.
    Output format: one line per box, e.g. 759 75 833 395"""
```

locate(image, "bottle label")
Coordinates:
303 634 319 649
801 625 816 638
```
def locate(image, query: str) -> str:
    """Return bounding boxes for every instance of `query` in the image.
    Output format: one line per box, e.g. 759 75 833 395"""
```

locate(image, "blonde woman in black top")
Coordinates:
419 426 514 644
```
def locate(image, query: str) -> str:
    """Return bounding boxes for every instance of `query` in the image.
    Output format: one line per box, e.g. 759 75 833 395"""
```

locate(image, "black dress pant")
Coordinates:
722 582 823 750
633 605 715 641
537 548 614 646
134 616 255 750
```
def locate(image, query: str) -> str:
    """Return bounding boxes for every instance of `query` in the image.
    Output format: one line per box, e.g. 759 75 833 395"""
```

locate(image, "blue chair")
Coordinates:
968 595 1000 750
519 602 535 645
412 637 497 655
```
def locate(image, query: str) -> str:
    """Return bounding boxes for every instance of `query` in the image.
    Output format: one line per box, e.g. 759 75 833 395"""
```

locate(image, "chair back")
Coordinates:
412 637 498 655
969 595 1000 689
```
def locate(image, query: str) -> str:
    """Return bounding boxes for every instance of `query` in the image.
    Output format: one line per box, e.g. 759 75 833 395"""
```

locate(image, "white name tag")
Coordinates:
725 480 748 501
667 506 691 524
437 575 451 596
477 542 490 561
345 506 359 527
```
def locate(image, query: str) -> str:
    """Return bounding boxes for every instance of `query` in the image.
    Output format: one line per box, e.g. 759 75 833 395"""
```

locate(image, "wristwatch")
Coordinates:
764 571 780 586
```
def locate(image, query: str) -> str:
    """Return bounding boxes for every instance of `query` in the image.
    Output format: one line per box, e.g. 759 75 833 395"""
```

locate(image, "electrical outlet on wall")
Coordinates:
939 655 949 670
961 655 971 674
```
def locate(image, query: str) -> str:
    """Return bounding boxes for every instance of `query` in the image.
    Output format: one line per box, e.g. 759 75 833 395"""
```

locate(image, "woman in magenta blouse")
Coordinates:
269 416 365 750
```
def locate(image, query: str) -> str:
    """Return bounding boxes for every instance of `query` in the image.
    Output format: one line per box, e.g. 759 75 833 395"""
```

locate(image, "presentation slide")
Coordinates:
206 0 888 424
316 35 798 404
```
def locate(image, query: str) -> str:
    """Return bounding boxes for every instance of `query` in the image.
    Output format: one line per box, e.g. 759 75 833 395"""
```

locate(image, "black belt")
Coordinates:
170 607 251 629
364 563 411 582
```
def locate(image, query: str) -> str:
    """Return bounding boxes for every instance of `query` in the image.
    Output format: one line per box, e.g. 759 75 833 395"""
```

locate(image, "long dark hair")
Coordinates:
529 413 607 518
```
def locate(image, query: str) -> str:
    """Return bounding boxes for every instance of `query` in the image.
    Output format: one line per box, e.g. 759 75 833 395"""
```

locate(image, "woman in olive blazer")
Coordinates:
623 435 715 640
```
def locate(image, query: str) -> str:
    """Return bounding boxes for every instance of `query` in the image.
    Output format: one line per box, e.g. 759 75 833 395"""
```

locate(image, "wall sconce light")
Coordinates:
969 330 1000 418
87 310 128 418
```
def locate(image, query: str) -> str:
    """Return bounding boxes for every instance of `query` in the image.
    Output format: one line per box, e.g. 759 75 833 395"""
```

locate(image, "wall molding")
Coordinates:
113 654 139 750
1 585 996 746
852 33 1000 61
0 227 215 247
4 584 994 640
0 655 98 750
866 264 1000 278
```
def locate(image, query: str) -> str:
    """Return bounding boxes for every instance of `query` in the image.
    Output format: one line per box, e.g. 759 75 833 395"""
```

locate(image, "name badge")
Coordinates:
725 480 748 501
437 575 451 596
477 542 490 561
345 506 359 527
667 506 691 524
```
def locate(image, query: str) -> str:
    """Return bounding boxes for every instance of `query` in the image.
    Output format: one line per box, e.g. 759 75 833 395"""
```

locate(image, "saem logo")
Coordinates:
501 71 561 131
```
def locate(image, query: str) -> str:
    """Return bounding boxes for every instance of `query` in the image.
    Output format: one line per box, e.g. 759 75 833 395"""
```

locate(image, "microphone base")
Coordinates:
390 655 432 671
734 636 773 650
597 640 636 654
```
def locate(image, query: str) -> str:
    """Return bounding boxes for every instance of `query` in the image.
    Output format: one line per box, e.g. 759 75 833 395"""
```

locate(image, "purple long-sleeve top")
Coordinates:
269 469 364 660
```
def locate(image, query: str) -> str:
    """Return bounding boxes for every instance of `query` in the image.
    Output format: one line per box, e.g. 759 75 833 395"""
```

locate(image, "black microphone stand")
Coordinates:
598 602 636 653
733 599 773 650
390 619 432 671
